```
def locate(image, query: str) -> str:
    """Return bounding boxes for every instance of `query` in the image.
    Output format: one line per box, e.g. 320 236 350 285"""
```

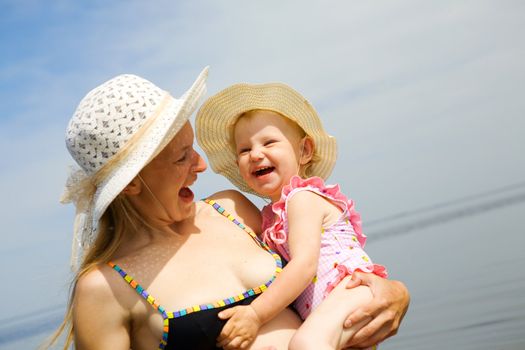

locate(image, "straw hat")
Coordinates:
61 67 208 268
196 82 337 196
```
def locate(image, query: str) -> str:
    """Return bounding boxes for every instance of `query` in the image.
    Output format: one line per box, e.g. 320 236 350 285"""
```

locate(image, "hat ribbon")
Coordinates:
60 166 97 269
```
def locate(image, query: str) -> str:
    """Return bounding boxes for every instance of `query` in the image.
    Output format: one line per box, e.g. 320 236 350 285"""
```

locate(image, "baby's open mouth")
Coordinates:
253 166 275 177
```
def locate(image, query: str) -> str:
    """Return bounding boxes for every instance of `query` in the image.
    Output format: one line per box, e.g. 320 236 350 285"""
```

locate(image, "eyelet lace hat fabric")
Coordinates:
195 82 337 196
61 67 208 269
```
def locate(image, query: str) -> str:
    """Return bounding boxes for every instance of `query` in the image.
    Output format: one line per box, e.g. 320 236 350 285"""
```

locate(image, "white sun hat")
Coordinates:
61 67 208 268
195 82 337 196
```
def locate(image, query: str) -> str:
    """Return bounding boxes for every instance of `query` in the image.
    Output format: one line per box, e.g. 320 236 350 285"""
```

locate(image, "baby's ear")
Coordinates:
300 136 315 165
122 176 142 195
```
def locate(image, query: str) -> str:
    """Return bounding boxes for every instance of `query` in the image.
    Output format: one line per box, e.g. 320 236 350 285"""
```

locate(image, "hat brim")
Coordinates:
91 67 209 227
196 82 337 197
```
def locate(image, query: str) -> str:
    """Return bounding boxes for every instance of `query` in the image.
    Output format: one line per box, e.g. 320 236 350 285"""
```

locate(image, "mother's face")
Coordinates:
128 122 207 225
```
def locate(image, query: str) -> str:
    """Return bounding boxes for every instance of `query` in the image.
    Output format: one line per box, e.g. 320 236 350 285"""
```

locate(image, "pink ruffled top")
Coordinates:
262 176 366 259
261 176 387 319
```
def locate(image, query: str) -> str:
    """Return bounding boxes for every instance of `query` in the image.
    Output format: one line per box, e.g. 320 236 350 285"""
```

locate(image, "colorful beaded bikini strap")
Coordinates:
204 198 281 257
107 199 282 350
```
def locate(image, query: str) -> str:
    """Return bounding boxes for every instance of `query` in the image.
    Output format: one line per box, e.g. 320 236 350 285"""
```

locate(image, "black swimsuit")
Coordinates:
109 199 282 350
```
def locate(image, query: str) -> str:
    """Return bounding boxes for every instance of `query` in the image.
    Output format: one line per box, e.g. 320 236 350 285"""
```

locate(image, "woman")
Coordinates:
51 67 408 349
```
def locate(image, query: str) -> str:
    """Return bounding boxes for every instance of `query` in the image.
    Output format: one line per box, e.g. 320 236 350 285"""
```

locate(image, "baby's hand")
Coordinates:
217 305 261 349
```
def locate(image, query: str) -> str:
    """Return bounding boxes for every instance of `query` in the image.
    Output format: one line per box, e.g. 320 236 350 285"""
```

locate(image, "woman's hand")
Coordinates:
343 272 410 348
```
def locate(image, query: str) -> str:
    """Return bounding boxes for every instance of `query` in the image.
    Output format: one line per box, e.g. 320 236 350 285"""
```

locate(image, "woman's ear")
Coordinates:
299 136 315 165
122 176 142 196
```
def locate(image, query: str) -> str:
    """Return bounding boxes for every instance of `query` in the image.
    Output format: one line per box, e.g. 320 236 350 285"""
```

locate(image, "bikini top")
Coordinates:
109 199 282 350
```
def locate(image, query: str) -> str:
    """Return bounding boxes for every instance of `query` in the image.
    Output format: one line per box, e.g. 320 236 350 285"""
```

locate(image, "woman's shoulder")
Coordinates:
73 264 132 346
204 189 258 212
74 263 141 323
205 188 250 202
73 265 123 320
75 264 119 299
75 263 133 307
200 189 262 232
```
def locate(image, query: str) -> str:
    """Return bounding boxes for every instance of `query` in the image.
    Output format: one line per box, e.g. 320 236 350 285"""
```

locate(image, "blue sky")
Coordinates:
1 1 524 349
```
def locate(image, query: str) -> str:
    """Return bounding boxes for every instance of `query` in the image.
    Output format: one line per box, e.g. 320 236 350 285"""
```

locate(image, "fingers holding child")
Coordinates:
343 272 410 348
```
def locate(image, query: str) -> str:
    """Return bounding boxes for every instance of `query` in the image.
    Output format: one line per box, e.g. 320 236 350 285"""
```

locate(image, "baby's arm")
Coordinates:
217 190 326 349
216 304 261 349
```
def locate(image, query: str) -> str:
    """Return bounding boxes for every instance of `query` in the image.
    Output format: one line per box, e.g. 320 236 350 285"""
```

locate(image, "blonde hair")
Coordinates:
43 194 147 349
233 109 320 179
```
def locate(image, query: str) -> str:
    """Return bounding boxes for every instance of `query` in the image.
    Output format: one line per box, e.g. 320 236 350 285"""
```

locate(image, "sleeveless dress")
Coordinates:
261 176 387 320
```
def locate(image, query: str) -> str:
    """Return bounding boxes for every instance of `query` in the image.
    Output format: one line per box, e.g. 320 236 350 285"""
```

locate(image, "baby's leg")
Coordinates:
289 276 373 350
250 307 301 350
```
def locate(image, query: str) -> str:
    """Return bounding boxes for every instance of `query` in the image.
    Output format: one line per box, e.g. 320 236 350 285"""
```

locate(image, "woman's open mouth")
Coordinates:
178 187 194 202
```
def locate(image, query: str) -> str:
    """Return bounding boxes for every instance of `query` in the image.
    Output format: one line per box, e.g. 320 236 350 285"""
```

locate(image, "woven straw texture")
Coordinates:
196 82 337 196
63 67 208 268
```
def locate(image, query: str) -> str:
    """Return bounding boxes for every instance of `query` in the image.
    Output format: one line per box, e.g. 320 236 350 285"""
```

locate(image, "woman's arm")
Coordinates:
343 272 410 348
73 268 131 350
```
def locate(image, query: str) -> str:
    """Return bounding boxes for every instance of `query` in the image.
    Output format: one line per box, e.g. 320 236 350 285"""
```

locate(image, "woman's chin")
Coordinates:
173 201 196 222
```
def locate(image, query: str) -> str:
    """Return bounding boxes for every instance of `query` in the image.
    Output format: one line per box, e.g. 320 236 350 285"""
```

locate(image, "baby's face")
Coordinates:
233 110 305 201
